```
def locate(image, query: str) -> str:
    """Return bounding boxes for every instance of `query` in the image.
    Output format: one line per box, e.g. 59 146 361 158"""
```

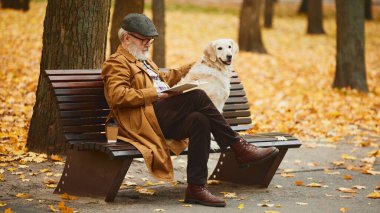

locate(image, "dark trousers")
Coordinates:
153 89 240 185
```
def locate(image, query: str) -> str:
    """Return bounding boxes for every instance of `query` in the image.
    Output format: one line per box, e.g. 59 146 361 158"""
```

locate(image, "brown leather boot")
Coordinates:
231 138 279 167
184 184 226 207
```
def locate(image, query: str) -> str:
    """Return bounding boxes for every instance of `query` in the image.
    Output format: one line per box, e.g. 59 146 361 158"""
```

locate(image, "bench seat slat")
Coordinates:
61 117 107 126
225 97 247 104
230 84 243 90
65 133 106 141
231 125 253 132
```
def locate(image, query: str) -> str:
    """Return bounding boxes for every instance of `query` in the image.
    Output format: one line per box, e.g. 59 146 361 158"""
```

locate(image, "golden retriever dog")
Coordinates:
177 39 239 112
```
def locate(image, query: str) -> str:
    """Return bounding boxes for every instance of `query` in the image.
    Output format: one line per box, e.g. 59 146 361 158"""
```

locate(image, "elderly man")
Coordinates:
101 13 279 207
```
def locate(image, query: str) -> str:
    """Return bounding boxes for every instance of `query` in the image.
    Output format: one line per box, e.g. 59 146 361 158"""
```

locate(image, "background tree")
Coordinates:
264 0 275 28
1 0 29 11
333 0 368 92
152 0 166 67
307 0 325 34
27 0 112 154
109 0 144 54
365 0 373 20
239 0 267 53
298 0 307 14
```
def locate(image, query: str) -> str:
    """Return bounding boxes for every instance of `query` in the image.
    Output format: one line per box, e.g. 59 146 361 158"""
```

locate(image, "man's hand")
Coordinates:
159 91 182 99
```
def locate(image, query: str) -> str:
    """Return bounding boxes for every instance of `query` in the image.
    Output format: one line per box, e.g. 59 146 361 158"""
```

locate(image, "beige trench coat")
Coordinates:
101 45 193 181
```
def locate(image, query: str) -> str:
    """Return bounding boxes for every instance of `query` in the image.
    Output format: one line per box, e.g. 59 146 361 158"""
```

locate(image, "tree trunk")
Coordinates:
152 0 166 67
238 0 267 53
333 0 368 92
365 0 373 20
298 0 307 14
27 0 111 154
307 0 325 34
110 0 144 54
1 0 29 11
264 0 275 28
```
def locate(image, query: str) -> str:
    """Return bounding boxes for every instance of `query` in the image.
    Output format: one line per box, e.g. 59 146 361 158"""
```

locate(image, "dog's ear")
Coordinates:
204 42 217 62
230 39 239 55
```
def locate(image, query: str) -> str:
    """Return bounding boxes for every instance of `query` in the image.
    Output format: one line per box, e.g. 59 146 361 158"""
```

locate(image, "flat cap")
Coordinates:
121 13 158 37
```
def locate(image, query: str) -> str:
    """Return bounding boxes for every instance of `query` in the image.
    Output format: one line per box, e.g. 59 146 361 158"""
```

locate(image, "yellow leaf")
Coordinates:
341 154 356 160
362 169 380 175
46 184 57 188
237 203 244 209
366 190 380 199
49 204 59 212
40 168 50 173
295 180 304 186
154 209 166 212
207 180 221 185
367 150 380 157
376 182 380 190
265 211 280 213
343 175 352 180
0 202 7 207
182 204 192 207
0 174 4 182
50 154 64 162
296 202 308 205
340 207 348 212
16 193 30 198
306 183 322 187
220 192 237 198
280 173 295 178
135 186 155 195
4 208 12 213
61 193 78 200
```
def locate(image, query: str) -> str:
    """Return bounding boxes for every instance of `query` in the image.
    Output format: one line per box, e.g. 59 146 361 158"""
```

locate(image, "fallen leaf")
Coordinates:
26 199 33 201
4 208 12 213
366 190 380 199
367 150 380 157
61 193 78 200
352 185 366 189
360 157 376 164
325 194 333 197
220 192 237 198
280 173 295 178
207 180 221 185
0 202 7 207
182 204 192 207
0 174 4 182
376 183 380 190
341 154 356 160
154 209 166 212
264 211 280 213
295 180 304 186
274 185 283 188
50 154 64 162
257 203 274 207
340 207 348 212
49 205 59 212
362 169 380 175
306 183 322 187
343 175 352 180
296 202 308 205
339 195 354 198
39 168 50 173
16 193 30 198
135 186 155 195
237 203 244 209
337 187 357 193
46 184 57 188
332 161 345 166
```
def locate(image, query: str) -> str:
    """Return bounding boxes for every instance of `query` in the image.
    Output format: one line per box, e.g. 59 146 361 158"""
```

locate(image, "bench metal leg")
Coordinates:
54 149 132 202
209 148 288 187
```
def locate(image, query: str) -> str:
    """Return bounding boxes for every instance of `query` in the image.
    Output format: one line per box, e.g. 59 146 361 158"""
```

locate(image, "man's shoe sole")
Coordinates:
184 198 226 207
238 148 280 168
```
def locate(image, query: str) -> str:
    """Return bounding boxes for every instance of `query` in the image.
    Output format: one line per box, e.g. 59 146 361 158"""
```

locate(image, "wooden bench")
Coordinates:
45 69 301 202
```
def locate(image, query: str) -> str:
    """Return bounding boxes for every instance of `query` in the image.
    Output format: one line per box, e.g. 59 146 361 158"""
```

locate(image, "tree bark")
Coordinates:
152 0 166 67
238 0 267 53
307 0 325 34
264 0 275 28
365 0 373 20
1 0 29 11
110 0 144 54
298 0 307 14
333 0 368 92
27 0 112 154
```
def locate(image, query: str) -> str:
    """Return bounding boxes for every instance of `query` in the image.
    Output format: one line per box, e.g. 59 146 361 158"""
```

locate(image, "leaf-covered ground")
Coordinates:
0 2 379 212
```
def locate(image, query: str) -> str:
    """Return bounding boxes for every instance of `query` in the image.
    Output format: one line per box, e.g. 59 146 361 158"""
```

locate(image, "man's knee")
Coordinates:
187 112 209 127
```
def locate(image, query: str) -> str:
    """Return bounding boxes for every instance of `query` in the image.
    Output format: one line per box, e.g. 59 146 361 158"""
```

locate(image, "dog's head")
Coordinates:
203 39 239 66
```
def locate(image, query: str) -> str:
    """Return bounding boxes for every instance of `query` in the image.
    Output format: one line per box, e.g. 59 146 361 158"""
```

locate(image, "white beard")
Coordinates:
126 43 149 61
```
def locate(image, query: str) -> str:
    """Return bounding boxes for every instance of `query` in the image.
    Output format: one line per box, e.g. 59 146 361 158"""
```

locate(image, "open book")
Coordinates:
162 81 208 94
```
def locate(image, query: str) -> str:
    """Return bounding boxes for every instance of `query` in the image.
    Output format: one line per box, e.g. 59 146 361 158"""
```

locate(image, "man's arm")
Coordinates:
160 62 195 87
101 58 158 108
